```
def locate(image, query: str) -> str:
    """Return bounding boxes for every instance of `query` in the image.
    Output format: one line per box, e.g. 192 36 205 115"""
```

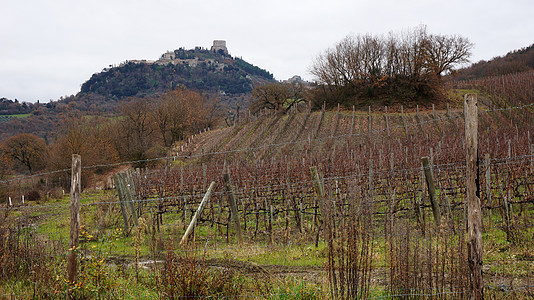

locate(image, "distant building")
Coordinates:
161 51 175 61
211 40 228 55
283 75 310 85
285 75 304 83
121 41 230 68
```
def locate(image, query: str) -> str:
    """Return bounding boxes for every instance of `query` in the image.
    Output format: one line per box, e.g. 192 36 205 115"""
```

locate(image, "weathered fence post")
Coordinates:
368 106 372 135
464 94 483 299
310 166 329 248
180 181 215 245
485 154 492 206
223 172 243 245
350 105 355 135
385 106 390 136
268 205 274 245
401 105 407 135
422 157 440 227
114 174 130 234
67 154 81 298
368 159 374 201
121 173 138 226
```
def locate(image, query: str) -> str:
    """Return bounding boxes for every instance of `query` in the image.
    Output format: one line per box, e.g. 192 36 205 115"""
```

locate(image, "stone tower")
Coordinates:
211 40 228 55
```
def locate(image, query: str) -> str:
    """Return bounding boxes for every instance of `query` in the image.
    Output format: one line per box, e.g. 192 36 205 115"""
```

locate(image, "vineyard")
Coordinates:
1 71 534 298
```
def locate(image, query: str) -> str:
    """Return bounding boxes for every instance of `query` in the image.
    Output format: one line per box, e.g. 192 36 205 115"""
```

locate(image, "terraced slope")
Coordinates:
176 95 533 169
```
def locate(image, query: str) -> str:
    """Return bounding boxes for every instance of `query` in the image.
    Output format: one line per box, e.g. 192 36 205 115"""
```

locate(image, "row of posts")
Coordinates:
65 94 483 299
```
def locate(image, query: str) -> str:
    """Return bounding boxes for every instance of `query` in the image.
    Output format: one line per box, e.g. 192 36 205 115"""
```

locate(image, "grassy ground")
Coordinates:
0 113 31 122
1 186 532 298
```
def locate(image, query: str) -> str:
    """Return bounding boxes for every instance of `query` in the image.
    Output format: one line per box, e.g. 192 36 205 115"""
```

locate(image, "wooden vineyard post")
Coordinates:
485 154 492 206
115 174 128 230
385 106 390 136
350 105 355 135
268 205 274 246
415 162 425 233
114 174 132 234
223 172 243 245
180 182 215 245
67 154 81 299
368 106 372 143
422 157 440 227
121 173 138 226
401 105 408 135
310 166 326 214
310 166 329 247
369 160 374 201
464 94 483 299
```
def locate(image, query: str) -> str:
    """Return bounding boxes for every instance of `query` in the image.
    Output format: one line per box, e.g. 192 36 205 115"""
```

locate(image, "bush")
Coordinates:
161 242 244 299
26 190 41 201
0 221 64 297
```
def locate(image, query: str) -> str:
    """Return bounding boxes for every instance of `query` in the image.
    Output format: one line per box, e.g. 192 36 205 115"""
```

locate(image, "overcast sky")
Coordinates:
1 0 533 103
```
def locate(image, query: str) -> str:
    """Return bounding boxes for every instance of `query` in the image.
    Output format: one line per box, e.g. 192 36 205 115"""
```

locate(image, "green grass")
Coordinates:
7 113 31 118
0 114 30 122
5 186 533 298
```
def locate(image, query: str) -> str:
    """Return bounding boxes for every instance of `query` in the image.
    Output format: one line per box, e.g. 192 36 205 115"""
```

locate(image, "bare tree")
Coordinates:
120 97 154 162
150 88 214 146
48 117 119 173
309 26 473 104
0 133 49 174
250 82 307 113
423 34 474 78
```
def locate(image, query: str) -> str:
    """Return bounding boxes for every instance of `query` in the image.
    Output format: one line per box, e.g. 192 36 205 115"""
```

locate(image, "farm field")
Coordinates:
1 72 534 299
0 114 30 122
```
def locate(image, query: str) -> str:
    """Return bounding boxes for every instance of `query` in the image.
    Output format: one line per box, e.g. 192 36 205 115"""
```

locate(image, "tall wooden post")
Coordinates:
385 106 390 136
368 106 372 135
464 94 483 299
114 174 130 234
401 105 407 135
422 156 440 227
310 166 329 247
485 154 492 206
223 172 243 245
350 105 355 135
67 154 81 297
530 144 533 174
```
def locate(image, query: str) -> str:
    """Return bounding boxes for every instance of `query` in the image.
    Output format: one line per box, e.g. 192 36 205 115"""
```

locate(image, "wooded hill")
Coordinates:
453 44 534 80
0 47 275 141
78 47 274 110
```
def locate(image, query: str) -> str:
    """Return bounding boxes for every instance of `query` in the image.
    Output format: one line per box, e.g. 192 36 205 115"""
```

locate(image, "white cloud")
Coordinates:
1 0 533 102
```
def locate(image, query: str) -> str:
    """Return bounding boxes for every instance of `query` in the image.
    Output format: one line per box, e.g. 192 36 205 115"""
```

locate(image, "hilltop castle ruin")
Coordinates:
120 40 230 68
210 40 228 55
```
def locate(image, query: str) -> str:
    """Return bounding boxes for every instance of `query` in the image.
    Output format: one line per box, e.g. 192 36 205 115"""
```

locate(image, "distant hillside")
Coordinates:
0 44 276 142
176 91 533 166
78 47 274 108
453 44 534 80
0 98 35 115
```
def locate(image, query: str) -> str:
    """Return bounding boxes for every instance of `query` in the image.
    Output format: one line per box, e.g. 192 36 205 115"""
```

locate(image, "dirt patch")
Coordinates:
204 258 326 284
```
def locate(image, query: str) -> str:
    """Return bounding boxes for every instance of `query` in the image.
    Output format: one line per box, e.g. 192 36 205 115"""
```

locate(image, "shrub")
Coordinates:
160 242 244 299
26 190 41 201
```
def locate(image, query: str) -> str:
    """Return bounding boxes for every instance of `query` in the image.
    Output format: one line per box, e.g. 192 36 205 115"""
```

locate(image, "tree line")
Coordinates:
454 44 534 80
308 26 472 107
249 26 473 111
0 88 218 185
